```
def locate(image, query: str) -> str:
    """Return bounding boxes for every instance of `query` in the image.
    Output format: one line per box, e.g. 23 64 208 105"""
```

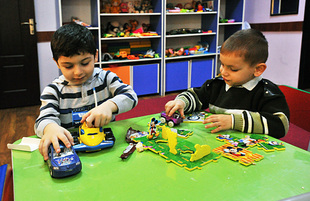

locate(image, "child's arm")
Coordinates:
39 123 74 161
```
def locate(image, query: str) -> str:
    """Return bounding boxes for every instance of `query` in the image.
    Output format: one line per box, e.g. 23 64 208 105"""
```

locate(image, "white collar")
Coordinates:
225 76 262 91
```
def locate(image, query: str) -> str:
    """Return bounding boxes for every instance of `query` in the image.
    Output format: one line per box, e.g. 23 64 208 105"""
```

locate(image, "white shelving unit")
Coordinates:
56 0 245 96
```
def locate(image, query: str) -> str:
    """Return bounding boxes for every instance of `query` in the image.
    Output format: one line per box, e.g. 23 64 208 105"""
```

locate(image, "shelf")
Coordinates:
166 33 216 38
101 36 161 41
100 13 161 16
101 57 162 65
166 11 217 15
219 22 243 26
165 53 217 61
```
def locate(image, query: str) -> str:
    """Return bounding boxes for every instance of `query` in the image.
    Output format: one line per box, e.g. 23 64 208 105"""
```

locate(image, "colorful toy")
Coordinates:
46 144 81 178
128 1 136 13
71 17 91 27
213 144 264 166
160 111 183 127
110 0 121 13
71 123 115 152
106 21 124 37
141 0 153 13
148 117 160 139
130 125 219 171
134 0 141 13
120 2 128 13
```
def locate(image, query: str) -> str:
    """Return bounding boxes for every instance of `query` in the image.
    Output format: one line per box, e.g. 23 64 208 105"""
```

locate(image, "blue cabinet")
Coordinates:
132 64 159 96
166 61 189 92
191 58 214 88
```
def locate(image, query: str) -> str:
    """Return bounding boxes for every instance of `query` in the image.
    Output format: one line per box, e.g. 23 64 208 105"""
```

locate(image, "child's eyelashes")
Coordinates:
81 62 90 66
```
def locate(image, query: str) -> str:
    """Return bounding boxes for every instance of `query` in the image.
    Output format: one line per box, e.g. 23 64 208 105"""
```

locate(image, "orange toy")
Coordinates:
110 0 121 13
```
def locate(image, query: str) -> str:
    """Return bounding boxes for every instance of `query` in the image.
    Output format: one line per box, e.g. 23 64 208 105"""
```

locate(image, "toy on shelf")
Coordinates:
110 0 121 13
120 2 128 13
160 111 183 127
71 17 91 27
125 1 135 13
141 0 153 13
46 143 82 178
106 21 124 37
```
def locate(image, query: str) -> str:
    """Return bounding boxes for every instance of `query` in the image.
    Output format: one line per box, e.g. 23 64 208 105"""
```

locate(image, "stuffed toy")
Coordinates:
142 23 151 32
110 0 121 13
127 1 135 13
141 0 153 13
106 21 123 36
134 0 142 13
129 19 138 32
120 2 128 13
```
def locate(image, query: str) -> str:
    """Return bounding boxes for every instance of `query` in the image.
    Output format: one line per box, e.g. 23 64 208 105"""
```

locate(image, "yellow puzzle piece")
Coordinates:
190 144 211 162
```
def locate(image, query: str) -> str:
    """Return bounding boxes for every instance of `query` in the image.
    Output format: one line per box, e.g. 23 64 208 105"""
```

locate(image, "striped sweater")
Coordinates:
176 76 290 139
35 68 138 137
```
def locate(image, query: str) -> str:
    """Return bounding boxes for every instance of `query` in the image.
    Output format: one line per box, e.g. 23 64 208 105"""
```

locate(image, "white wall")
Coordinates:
245 0 306 87
34 0 59 93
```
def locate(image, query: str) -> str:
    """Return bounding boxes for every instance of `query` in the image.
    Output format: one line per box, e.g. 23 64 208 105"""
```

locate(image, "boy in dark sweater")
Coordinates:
165 29 289 138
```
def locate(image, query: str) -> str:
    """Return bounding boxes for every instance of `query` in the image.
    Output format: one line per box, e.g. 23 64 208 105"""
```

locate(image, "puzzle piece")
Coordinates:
190 144 211 162
213 144 264 166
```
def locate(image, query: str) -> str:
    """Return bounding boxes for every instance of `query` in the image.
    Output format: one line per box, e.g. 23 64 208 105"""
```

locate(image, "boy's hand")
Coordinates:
39 123 74 161
81 100 117 128
165 99 186 118
203 114 232 133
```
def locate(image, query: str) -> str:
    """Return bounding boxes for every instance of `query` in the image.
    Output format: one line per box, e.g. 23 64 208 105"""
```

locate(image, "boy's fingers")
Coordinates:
61 130 73 147
80 112 91 123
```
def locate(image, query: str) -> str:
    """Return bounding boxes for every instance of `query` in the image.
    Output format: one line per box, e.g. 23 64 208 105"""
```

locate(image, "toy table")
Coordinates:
12 114 310 201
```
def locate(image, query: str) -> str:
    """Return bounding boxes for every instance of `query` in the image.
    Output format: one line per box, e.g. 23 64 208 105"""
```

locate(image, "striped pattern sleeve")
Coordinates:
102 70 138 114
232 111 289 137
34 84 62 137
175 88 203 113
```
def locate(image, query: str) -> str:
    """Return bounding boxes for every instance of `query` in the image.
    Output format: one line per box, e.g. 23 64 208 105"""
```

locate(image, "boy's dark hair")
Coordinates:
51 23 96 61
220 29 268 66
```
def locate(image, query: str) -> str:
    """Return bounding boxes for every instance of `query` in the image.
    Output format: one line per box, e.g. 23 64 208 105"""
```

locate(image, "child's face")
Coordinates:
219 53 257 87
55 52 97 86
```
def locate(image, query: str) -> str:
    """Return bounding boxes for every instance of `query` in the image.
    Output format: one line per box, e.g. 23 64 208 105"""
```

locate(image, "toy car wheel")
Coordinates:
49 168 53 177
168 120 174 127
160 117 166 124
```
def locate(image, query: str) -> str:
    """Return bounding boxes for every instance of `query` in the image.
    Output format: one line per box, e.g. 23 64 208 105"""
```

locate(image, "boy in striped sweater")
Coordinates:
35 24 138 160
165 29 289 139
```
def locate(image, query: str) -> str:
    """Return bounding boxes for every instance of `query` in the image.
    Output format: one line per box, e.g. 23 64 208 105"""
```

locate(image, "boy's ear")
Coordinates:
254 63 267 77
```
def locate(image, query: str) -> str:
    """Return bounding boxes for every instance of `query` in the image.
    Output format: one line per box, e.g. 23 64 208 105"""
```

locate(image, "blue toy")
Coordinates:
46 144 82 178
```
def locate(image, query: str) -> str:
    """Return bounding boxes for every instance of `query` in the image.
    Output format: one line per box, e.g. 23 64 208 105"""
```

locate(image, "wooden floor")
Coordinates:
0 105 40 167
0 93 177 167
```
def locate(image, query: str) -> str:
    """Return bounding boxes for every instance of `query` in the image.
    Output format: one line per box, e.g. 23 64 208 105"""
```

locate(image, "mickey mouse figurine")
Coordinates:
148 117 160 139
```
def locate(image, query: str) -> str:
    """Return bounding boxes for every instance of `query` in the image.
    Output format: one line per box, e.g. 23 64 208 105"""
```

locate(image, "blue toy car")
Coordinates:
46 144 82 178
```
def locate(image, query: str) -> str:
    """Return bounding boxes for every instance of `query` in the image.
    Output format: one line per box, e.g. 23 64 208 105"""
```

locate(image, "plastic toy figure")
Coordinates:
148 117 160 139
46 144 81 178
160 112 183 127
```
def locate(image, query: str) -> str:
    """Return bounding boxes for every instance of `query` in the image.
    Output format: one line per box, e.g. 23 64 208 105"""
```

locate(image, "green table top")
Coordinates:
12 114 310 201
